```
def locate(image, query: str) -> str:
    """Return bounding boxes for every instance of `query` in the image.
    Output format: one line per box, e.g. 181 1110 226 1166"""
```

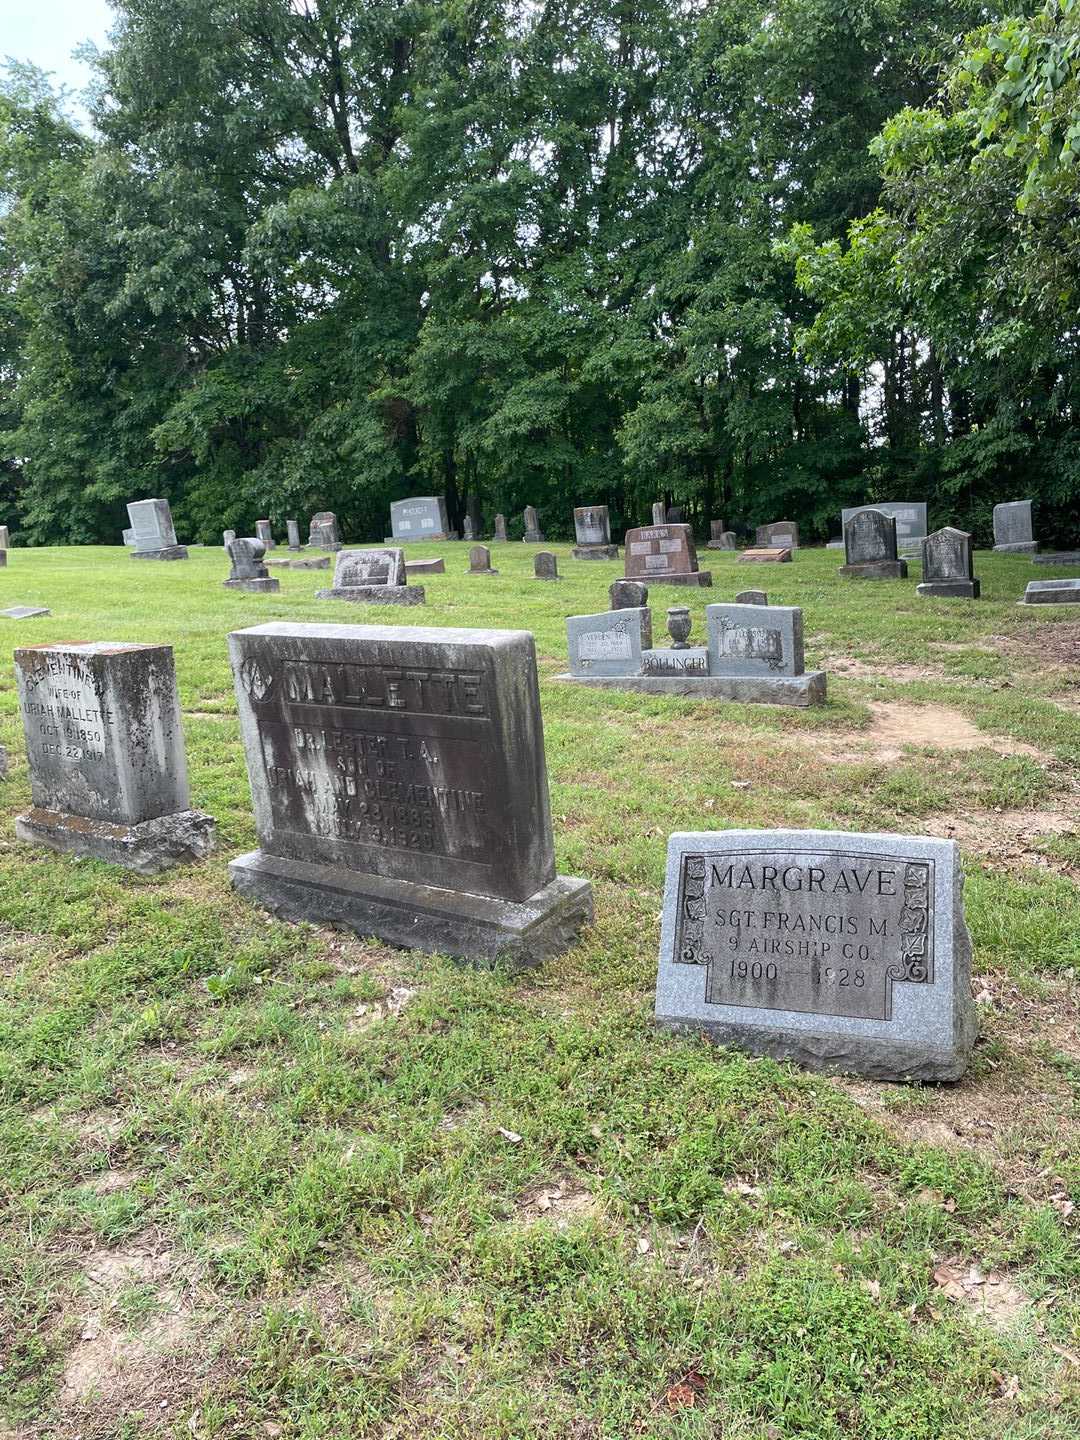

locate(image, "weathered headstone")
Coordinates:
572 506 618 560
14 642 215 872
223 529 236 550
839 510 908 580
706 519 727 550
225 538 280 593
735 590 768 606
652 502 666 526
917 527 980 599
227 622 593 965
755 520 799 549
309 512 343 551
286 519 303 551
493 514 508 543
405 557 445 576
316 547 423 605
666 505 686 525
463 515 475 542
842 502 927 557
567 608 651 675
122 528 135 548
255 519 275 550
127 499 187 560
467 544 498 576
624 524 712 587
655 829 976 1081
993 500 1038 554
534 552 560 581
389 496 453 542
0 525 10 548
610 579 648 610
1019 578 1080 605
523 506 544 543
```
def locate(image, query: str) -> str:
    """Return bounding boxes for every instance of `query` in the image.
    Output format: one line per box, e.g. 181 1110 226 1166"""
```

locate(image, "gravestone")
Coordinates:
841 502 927 557
567 608 651 675
286 519 303 551
14 642 215 872
704 603 825 704
655 829 976 1081
466 545 497 575
610 579 648 610
122 528 135 548
223 529 236 550
523 507 544 543
2 606 49 620
1033 550 1080 565
652 502 667 525
405 557 445 576
0 525 9 548
0 551 6 569
127 499 187 560
917 527 980 599
534 552 560 581
290 555 331 570
706 519 728 550
227 622 593 965
316 547 423 605
493 514 508 543
666 505 686 524
740 548 791 564
225 538 280 593
255 519 275 550
463 516 475 542
755 521 799 549
572 506 618 560
624 524 712 587
735 590 768 605
1019 578 1080 605
993 500 1038 554
839 510 908 580
389 496 453 542
309 512 342 550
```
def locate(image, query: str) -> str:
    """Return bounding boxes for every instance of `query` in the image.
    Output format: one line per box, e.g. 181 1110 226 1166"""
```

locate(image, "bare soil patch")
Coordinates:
825 656 947 683
517 1178 599 1227
1004 621 1080 673
866 702 1048 761
923 803 1080 878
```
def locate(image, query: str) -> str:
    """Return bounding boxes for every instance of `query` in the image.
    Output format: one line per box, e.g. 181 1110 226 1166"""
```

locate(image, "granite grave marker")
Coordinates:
572 506 618 560
839 510 908 580
389 496 453 542
567 607 652 676
624 524 712 587
534 552 560 581
610 579 648 610
993 500 1038 554
316 547 423 605
841 502 927 557
127 499 187 560
467 545 498 576
918 527 980 599
225 538 280 593
523 507 544 543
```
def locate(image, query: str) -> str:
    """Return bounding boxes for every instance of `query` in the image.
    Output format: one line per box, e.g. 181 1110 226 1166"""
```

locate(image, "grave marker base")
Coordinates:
917 580 980 599
131 545 188 561
224 577 280 593
554 671 826 706
230 850 593 969
17 805 215 875
1019 579 1080 605
1033 551 1080 565
643 571 713 587
838 560 908 580
994 542 1039 554
572 544 619 560
315 584 425 605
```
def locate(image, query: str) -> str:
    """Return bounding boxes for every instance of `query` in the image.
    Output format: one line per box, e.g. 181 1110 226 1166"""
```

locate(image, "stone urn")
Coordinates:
666 606 692 650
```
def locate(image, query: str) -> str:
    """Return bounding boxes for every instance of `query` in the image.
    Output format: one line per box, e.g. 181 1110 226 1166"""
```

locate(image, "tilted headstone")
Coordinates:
225 538 280 593
624 524 712 587
918 527 979 599
652 502 666 526
14 642 214 872
841 502 927 556
740 547 792 564
309 511 342 550
127 499 187 560
1019 578 1080 605
993 500 1038 554
255 519 275 550
316 547 423 605
735 590 768 606
534 552 560 581
572 505 618 559
523 506 544 543
227 622 593 965
655 829 976 1081
756 520 799 549
610 579 648 610
493 514 508 543
567 608 651 676
389 496 453 542
286 519 302 551
839 509 908 580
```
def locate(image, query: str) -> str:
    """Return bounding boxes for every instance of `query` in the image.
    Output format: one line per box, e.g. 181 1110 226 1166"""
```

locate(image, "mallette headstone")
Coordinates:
993 500 1038 554
389 496 453 542
917 527 980 599
839 510 908 581
655 829 976 1080
316 547 423 606
14 642 215 872
534 552 560 581
624 524 712 587
127 499 187 560
227 622 593 965
572 506 618 560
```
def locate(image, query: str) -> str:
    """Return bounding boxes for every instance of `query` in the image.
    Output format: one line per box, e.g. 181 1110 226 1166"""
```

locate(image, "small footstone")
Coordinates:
1019 578 1080 605
1 606 49 619
406 558 446 575
315 547 424 605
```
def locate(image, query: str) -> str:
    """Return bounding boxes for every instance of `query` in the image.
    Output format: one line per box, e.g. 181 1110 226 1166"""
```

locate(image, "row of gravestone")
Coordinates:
124 500 344 558
9 625 975 1083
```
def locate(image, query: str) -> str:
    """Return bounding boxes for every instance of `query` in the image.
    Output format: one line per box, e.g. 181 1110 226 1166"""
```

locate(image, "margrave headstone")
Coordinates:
127 499 187 560
309 512 342 550
755 521 799 549
467 545 498 576
225 538 280 593
993 500 1038 554
316 547 423 606
493 514 508 543
839 510 908 581
567 608 652 676
534 552 560 581
842 502 927 557
14 642 214 872
227 623 593 965
523 507 544 543
655 829 976 1080
286 519 303 551
624 524 712 587
255 519 275 550
917 527 980 599
389 496 453 542
572 506 618 560
610 579 648 610
1019 578 1080 605
735 590 768 606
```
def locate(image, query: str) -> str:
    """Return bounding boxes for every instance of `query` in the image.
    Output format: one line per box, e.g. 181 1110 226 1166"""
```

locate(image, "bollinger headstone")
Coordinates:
707 603 804 677
567 608 651 675
842 502 927 556
389 496 453 542
652 502 667 526
839 510 908 580
534 552 560 581
917 527 980 599
467 545 498 576
1019 578 1080 605
225 538 280 593
523 507 544 543
127 499 187 560
610 579 648 610
624 524 712 587
14 642 215 872
572 506 618 560
655 829 976 1080
735 590 768 606
993 500 1038 554
227 622 593 965
255 519 275 550
286 519 302 551
493 514 508 543
309 512 343 550
316 547 423 605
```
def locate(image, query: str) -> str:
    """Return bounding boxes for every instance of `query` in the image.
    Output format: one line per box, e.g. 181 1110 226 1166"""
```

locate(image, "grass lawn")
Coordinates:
1 539 1078 1439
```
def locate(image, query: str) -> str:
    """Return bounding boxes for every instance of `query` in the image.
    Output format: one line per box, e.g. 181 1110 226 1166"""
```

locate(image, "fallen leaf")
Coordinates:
637 1237 651 1255
862 1279 881 1300
666 1382 697 1410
